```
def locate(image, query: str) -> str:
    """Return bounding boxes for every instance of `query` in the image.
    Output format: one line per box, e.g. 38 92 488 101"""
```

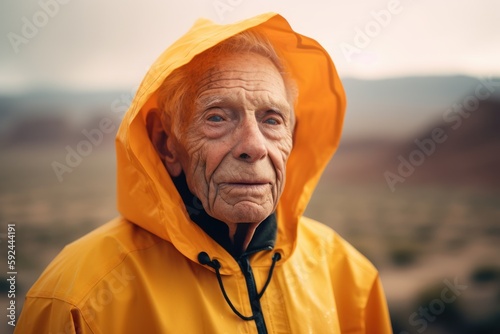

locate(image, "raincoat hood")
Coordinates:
115 13 346 273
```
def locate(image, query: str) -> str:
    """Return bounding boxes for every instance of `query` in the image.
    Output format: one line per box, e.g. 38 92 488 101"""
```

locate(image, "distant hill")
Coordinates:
341 75 500 139
392 97 500 187
0 90 126 146
325 95 500 189
1 75 499 148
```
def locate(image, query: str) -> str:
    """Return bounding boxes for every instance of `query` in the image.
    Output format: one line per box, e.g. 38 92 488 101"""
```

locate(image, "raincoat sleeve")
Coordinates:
365 275 393 333
15 298 93 334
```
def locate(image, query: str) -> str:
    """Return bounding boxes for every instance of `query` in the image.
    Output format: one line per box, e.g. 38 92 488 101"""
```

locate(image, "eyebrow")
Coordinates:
196 93 290 114
196 95 225 109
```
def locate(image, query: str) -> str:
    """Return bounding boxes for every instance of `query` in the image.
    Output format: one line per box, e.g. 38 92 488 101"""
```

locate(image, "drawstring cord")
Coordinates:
257 253 280 299
198 252 281 321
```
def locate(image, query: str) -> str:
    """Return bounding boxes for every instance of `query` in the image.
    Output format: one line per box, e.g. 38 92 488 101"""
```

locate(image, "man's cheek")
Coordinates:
268 154 284 181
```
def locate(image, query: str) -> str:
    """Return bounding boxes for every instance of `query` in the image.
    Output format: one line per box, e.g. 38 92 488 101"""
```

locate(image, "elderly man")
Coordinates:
16 13 392 333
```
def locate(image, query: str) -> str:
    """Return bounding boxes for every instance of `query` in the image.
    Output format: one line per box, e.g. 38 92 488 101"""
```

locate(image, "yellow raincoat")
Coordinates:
16 13 392 333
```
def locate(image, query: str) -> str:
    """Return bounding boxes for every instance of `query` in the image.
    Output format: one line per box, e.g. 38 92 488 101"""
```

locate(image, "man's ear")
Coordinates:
146 109 183 177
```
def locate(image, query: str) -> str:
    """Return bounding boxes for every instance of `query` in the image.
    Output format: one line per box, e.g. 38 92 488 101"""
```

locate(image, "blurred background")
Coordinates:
1 0 499 333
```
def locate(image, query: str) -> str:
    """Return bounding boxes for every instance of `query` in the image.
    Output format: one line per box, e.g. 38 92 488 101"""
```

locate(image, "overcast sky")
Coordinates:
1 0 499 92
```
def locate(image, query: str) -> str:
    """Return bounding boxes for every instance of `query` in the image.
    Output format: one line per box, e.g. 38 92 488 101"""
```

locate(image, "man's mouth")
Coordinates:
219 180 272 191
224 178 272 186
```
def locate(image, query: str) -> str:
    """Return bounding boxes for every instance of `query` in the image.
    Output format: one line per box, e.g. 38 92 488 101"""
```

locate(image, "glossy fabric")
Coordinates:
16 13 392 334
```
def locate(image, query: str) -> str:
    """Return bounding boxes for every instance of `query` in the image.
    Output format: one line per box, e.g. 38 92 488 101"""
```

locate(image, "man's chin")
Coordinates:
211 201 273 225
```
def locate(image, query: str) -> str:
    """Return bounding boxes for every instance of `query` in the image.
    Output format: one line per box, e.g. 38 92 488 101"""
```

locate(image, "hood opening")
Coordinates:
115 13 346 272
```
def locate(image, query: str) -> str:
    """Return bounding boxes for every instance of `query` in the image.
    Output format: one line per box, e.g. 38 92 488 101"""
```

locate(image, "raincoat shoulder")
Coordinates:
15 218 165 333
297 216 393 333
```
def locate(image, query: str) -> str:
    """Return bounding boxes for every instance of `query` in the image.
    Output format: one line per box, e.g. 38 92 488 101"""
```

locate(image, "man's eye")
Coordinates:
263 109 283 125
264 118 280 125
207 115 224 122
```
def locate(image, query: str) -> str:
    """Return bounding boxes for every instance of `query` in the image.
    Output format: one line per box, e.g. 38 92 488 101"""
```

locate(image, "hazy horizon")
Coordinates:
1 0 500 92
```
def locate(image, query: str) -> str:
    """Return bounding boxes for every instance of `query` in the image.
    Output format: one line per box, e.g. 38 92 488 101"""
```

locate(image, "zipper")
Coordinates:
198 249 280 333
238 255 268 334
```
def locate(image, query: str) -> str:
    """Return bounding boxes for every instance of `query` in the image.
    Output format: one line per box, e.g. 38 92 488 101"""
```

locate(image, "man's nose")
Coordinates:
233 118 267 162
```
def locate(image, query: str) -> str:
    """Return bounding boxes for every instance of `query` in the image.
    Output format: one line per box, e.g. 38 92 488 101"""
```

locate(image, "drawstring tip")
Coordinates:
272 252 282 262
197 251 211 265
198 251 220 269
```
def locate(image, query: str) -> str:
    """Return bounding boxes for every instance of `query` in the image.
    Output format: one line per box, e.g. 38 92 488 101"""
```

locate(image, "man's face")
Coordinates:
174 52 293 225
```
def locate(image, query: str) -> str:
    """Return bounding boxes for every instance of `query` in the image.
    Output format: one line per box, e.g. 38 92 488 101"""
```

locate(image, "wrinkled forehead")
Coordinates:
193 53 287 101
163 48 297 135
